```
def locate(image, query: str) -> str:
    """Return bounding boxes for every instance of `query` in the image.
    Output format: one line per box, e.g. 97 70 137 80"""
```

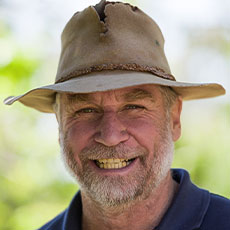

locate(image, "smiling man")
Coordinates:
58 84 180 207
4 0 230 230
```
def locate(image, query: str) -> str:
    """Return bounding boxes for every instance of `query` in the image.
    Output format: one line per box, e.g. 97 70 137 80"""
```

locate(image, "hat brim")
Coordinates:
4 71 225 113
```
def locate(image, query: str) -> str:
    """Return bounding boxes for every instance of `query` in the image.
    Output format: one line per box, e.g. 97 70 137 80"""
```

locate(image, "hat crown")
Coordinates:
4 0 225 113
55 0 172 83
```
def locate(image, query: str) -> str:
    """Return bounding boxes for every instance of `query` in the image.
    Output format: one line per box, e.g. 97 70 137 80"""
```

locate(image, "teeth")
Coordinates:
98 158 125 163
95 158 133 169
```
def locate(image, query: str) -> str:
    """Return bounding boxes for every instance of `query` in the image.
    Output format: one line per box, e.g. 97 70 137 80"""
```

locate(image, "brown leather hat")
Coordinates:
4 0 225 113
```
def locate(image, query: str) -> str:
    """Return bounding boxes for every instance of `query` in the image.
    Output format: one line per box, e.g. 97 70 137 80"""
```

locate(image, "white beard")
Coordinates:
59 121 174 208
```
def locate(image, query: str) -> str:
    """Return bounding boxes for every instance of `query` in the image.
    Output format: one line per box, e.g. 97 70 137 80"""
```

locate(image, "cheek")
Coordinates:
65 121 97 155
125 118 162 150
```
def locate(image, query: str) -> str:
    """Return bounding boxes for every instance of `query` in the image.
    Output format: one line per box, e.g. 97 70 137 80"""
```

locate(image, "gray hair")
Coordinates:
159 86 179 110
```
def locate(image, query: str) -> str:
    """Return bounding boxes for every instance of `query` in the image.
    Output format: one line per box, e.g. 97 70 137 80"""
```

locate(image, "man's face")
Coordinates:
57 85 182 206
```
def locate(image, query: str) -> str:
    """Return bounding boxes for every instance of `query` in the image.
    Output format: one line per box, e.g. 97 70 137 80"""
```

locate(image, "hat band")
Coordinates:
55 63 176 84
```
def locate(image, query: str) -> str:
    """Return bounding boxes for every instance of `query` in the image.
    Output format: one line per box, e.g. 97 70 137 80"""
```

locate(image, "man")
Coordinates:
4 0 230 229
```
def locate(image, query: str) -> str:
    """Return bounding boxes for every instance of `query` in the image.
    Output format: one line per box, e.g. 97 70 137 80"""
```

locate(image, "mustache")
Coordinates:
61 133 148 160
79 143 148 160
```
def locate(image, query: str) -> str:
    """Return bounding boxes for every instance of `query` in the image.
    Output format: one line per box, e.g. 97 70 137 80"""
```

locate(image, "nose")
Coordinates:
94 112 129 146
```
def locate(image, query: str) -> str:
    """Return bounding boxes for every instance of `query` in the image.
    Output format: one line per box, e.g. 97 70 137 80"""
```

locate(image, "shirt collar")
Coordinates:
63 191 82 230
156 169 210 230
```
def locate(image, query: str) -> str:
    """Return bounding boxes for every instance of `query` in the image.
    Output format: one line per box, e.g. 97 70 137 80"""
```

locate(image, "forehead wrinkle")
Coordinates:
65 93 92 104
63 88 157 107
122 88 156 102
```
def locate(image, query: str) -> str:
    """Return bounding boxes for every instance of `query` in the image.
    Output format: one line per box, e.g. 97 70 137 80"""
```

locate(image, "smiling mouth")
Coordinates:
94 158 136 169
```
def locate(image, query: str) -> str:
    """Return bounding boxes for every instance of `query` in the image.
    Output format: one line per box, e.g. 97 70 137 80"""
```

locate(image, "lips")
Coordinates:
94 158 136 169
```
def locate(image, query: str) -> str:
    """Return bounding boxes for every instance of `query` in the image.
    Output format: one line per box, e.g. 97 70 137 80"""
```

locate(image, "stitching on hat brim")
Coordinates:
55 63 175 84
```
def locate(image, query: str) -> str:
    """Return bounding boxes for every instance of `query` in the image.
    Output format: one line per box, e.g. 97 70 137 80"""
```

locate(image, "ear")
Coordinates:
53 93 63 145
53 93 62 125
54 111 60 124
170 96 182 142
53 112 61 145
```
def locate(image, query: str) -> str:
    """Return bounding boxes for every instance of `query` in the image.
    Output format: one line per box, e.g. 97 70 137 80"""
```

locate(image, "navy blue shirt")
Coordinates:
38 169 230 230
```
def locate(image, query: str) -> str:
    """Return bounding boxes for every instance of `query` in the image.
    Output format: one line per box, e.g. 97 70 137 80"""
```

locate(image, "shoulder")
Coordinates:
200 193 230 229
170 169 230 230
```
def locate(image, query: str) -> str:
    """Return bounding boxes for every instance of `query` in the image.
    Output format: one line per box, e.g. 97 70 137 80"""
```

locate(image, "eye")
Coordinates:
124 104 145 110
76 108 98 114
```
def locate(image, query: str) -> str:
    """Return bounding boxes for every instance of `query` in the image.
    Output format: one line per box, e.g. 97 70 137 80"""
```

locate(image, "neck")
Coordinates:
81 171 178 230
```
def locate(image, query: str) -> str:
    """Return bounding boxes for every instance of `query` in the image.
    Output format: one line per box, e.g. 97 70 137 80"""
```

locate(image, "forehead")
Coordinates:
59 84 163 105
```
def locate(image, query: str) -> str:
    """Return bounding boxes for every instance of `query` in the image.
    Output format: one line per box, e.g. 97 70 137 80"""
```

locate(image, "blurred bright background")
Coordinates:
0 0 229 229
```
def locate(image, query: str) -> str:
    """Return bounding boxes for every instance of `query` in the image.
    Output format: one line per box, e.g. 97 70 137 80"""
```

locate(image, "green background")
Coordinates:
0 0 229 229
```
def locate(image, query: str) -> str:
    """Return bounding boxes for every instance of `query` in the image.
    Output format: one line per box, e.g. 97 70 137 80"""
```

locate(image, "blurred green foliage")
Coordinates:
0 23 78 230
173 103 230 197
0 23 39 95
0 16 230 230
0 52 39 84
